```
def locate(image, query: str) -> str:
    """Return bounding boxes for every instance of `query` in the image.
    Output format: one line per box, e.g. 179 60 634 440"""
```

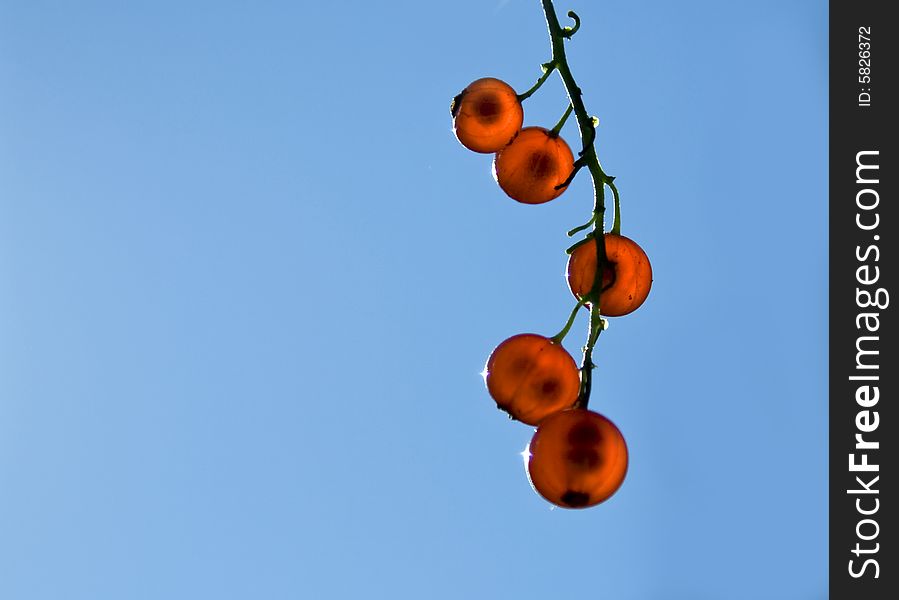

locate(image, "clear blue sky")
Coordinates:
1 1 827 598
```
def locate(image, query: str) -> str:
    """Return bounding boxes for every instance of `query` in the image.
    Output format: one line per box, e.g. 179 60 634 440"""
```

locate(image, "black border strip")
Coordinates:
830 1 896 597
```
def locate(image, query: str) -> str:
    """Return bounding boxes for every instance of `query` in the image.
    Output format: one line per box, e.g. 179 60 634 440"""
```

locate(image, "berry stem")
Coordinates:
609 178 622 236
540 0 619 408
550 103 574 136
517 61 557 102
566 215 595 237
550 296 588 344
555 156 587 191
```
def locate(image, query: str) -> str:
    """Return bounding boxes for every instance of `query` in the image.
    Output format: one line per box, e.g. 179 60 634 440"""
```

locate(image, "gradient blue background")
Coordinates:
1 1 827 598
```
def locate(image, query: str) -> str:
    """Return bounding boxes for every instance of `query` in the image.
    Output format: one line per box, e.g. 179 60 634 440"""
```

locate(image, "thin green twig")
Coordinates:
550 103 574 136
517 62 557 102
550 297 588 343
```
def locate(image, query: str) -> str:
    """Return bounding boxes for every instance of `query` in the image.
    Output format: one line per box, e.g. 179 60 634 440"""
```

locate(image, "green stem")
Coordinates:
566 235 593 255
540 0 618 409
560 10 581 38
555 156 586 191
550 297 588 343
609 179 622 236
550 103 574 136
517 62 557 102
574 308 606 409
567 215 595 237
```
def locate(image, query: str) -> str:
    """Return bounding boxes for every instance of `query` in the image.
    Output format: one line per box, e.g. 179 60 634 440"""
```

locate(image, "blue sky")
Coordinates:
1 1 827 598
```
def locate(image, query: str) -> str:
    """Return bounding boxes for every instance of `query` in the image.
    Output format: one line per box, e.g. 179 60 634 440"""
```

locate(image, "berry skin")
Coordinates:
525 409 628 509
566 234 652 317
452 78 524 154
492 126 575 204
483 333 580 426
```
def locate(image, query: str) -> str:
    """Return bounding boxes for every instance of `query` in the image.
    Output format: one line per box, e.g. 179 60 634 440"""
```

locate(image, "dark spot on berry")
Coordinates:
568 422 602 446
566 447 601 469
528 152 555 179
540 379 559 396
561 490 591 508
601 262 617 291
476 95 501 122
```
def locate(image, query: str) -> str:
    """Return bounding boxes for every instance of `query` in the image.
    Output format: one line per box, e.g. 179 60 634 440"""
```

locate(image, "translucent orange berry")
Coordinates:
525 408 628 509
483 333 580 426
451 78 524 154
492 126 575 204
566 233 653 317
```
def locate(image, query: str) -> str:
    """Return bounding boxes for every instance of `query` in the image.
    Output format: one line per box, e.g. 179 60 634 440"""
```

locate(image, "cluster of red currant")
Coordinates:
450 3 653 510
452 77 575 205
